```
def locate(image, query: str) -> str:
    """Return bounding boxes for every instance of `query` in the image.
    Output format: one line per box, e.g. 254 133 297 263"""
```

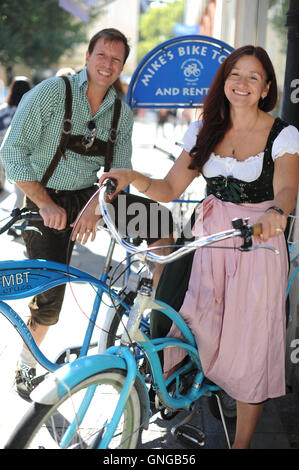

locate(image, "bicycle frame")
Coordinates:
9 182 282 449
0 256 133 372
30 292 221 449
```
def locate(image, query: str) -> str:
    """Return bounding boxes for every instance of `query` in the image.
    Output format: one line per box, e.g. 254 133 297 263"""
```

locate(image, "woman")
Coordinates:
0 76 31 143
99 45 299 448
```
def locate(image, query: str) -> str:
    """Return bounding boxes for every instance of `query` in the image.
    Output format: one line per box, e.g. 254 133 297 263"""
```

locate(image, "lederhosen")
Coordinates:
23 77 173 326
151 118 290 374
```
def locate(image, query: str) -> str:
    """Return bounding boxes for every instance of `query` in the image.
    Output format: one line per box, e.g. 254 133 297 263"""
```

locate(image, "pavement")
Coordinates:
0 113 299 454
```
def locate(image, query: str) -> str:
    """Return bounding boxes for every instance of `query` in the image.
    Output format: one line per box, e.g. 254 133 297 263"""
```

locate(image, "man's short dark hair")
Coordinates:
88 28 130 65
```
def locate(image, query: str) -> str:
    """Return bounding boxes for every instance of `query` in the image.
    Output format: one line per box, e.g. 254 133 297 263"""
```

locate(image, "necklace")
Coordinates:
229 114 259 157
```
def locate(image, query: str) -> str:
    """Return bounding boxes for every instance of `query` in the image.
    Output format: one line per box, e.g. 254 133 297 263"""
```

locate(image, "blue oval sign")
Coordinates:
127 35 234 109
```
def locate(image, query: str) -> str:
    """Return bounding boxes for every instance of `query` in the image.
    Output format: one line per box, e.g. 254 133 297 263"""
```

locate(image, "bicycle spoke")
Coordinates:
9 371 142 450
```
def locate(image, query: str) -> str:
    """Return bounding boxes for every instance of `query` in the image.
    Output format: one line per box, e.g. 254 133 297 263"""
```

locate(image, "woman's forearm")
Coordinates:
272 186 298 216
130 171 176 202
100 150 198 203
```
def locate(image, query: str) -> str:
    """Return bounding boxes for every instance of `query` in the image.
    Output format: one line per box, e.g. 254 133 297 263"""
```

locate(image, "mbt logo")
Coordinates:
2 271 30 287
1 272 31 293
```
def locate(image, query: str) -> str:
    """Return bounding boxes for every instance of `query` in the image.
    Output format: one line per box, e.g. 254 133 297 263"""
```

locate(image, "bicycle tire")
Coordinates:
99 290 150 352
105 303 131 349
6 369 142 449
207 390 237 422
55 343 98 364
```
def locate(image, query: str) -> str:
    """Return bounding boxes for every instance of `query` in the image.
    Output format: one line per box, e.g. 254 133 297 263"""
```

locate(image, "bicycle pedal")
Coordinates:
171 424 205 448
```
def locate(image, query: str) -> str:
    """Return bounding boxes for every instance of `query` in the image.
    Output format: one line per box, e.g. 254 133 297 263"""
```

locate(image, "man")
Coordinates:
0 28 173 398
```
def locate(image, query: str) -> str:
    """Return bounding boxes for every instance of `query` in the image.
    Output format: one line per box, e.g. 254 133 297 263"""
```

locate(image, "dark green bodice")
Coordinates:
205 118 289 203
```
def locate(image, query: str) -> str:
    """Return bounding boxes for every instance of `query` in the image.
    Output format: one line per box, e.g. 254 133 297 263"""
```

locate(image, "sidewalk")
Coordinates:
0 114 299 451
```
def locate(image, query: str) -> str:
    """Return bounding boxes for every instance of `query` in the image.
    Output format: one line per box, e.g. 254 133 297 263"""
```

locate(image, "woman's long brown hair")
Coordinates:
188 45 278 172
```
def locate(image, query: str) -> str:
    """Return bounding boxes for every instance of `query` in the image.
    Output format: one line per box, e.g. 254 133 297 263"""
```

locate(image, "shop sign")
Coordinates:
127 35 234 108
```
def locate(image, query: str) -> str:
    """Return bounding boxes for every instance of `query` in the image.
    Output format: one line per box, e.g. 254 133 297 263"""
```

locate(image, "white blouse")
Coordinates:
183 121 299 182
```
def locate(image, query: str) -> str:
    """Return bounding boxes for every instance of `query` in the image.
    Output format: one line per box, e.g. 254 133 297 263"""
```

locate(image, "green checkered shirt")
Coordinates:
0 69 133 190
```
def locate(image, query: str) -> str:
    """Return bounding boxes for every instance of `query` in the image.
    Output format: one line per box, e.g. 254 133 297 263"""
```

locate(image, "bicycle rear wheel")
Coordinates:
98 291 136 352
207 389 237 422
99 291 150 352
6 369 141 449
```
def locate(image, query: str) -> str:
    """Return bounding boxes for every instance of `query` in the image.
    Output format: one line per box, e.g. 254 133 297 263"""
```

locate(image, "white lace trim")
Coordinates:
274 147 299 158
210 151 264 163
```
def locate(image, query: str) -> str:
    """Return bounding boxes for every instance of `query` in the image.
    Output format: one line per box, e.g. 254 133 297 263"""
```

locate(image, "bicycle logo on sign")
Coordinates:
181 59 204 83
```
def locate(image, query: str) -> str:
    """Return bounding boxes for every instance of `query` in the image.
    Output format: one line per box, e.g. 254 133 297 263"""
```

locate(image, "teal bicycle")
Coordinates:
5 179 280 450
0 205 149 388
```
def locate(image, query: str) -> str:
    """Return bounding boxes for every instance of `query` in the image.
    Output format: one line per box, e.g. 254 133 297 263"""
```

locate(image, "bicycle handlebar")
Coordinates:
153 144 176 162
0 208 42 235
99 179 278 264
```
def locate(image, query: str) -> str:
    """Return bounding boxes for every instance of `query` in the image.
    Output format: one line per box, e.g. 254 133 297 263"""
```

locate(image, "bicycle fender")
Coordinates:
30 353 150 429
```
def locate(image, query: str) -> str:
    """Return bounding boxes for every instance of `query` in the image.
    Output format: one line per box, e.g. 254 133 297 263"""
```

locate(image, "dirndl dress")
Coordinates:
163 194 288 403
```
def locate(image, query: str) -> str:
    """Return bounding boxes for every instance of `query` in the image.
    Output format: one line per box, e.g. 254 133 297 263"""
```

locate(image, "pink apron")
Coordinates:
164 195 288 403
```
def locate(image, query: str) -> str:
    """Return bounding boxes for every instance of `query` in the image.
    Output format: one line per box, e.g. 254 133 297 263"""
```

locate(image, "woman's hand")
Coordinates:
98 168 136 199
256 210 287 241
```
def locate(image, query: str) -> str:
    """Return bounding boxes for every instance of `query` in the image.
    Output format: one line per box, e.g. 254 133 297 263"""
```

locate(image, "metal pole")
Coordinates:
281 0 299 129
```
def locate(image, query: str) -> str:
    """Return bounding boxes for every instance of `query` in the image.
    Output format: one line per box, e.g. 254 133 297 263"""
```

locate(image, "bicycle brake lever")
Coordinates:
239 244 279 254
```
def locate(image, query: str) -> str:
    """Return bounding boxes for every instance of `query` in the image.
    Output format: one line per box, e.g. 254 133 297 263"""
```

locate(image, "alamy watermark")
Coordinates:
290 78 299 104
104 195 197 241
290 339 299 364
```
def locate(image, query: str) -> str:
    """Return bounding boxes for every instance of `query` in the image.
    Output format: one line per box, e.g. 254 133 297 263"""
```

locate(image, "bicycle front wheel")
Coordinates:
6 369 142 449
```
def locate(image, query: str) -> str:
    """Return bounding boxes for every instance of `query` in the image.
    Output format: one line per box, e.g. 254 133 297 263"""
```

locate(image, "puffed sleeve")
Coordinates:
182 120 203 153
272 125 299 160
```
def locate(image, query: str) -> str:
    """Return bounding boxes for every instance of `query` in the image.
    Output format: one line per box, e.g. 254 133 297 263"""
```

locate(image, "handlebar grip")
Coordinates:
105 178 117 195
25 213 43 221
252 223 262 236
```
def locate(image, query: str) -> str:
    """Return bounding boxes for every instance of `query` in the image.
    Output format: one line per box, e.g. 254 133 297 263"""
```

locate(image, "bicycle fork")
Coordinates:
30 346 150 449
56 346 141 449
96 347 138 449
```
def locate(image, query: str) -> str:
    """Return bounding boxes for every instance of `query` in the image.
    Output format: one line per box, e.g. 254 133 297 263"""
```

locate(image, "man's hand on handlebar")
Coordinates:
39 203 67 231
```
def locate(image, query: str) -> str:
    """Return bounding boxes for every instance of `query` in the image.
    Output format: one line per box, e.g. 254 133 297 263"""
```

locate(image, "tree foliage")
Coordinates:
0 0 91 76
138 1 184 63
268 0 289 50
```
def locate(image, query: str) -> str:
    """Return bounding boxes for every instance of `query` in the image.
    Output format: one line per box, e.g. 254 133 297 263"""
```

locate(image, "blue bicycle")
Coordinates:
5 179 280 450
0 206 148 387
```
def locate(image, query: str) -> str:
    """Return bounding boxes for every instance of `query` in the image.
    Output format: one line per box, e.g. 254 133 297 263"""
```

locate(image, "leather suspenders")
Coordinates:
41 76 121 186
41 77 72 186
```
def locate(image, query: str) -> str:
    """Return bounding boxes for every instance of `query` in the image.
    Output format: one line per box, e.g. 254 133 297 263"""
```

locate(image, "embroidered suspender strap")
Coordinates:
104 97 121 172
64 98 122 158
40 76 72 186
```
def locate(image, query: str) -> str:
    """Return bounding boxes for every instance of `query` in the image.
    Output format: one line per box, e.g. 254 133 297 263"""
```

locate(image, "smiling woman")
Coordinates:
99 44 299 450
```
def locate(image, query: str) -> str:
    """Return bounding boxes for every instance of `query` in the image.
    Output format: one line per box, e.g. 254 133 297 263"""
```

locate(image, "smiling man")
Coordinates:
0 28 173 398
